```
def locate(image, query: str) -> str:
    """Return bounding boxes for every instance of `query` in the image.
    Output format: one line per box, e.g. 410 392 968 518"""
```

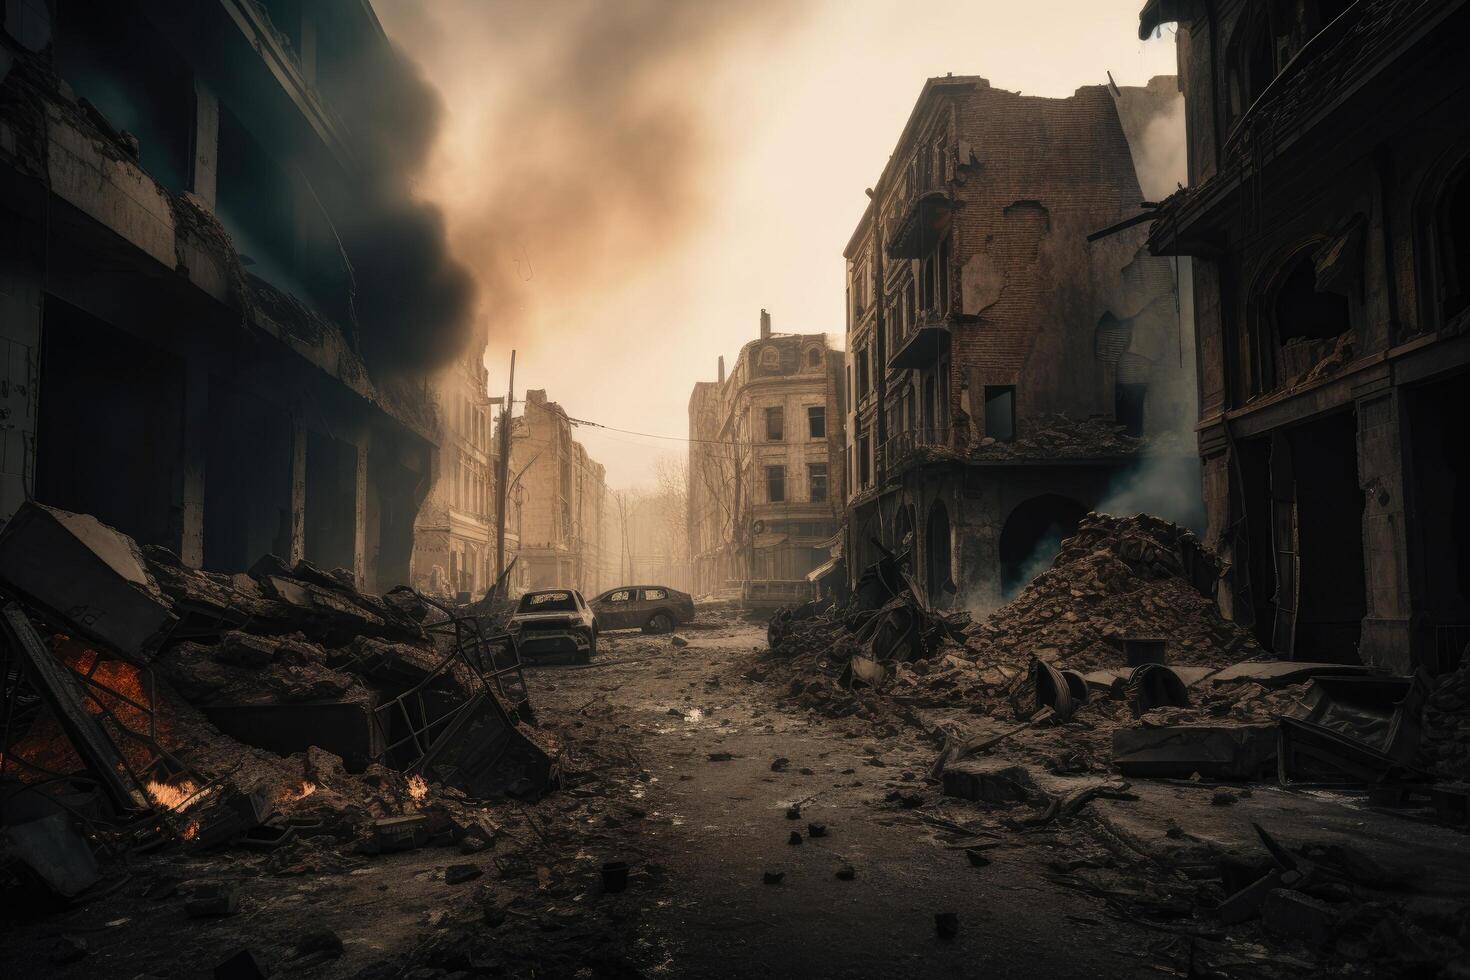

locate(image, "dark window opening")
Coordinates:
765 406 784 441
808 348 822 368
1245 17 1276 108
926 501 954 601
766 465 786 503
305 430 358 574
1115 383 1147 437
1290 414 1366 662
858 431 871 486
217 106 348 323
204 378 293 573
36 298 184 550
808 463 828 503
984 385 1016 442
1405 375 1470 671
1275 254 1350 344
857 348 871 399
1439 166 1470 324
922 375 937 438
369 450 419 591
807 406 826 439
54 1 194 194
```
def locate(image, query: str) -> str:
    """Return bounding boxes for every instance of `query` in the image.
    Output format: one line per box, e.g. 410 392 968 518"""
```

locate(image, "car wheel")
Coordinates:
645 612 673 635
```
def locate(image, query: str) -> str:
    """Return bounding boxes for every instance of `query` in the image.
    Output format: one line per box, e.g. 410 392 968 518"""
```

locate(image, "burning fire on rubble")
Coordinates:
407 774 429 803
145 778 199 811
278 781 317 804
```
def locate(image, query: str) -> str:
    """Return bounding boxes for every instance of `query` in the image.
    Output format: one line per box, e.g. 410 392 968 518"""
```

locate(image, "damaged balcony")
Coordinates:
887 313 951 370
885 189 956 260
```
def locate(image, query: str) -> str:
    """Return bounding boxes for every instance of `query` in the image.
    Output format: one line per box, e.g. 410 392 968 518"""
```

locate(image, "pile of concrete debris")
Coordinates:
0 503 559 915
1420 658 1470 782
967 512 1257 671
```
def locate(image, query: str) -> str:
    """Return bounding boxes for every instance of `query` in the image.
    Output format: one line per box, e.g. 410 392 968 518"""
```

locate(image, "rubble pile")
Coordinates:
1419 657 1470 782
970 413 1145 459
966 513 1256 672
0 502 561 916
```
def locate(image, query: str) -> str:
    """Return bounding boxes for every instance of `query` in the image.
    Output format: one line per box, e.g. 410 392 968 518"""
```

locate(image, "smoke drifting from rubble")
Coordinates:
330 43 477 372
375 0 805 348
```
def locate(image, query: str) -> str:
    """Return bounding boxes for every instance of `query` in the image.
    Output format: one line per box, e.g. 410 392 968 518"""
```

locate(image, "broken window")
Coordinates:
1439 163 1470 324
808 406 826 439
54 2 193 194
765 406 785 442
1115 383 1147 437
766 466 786 503
984 386 1016 442
808 464 829 503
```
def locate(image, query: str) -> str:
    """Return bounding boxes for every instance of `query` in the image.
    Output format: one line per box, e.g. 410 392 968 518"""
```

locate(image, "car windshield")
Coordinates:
518 591 577 613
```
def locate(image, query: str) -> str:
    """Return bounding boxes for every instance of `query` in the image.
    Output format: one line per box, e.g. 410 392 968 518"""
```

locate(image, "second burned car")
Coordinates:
590 586 696 634
508 589 599 663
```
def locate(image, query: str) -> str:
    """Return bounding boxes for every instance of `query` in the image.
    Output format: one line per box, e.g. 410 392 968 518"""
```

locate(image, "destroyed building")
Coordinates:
509 390 608 595
1138 0 1470 672
411 327 511 598
0 0 460 593
842 76 1191 611
688 310 847 603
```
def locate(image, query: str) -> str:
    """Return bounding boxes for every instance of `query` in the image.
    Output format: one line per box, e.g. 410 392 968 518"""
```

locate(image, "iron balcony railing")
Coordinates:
881 426 952 469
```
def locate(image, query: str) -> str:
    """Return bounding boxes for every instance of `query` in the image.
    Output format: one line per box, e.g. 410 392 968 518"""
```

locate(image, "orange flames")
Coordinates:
145 778 199 811
407 774 429 803
278 781 317 804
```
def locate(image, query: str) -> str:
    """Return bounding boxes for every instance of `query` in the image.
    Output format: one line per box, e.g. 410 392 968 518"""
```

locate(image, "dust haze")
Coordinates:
375 0 806 344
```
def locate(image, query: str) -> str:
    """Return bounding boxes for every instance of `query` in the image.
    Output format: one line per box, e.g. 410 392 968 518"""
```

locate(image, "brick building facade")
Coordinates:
688 311 846 601
843 75 1187 609
1138 0 1470 671
510 389 608 595
411 331 506 597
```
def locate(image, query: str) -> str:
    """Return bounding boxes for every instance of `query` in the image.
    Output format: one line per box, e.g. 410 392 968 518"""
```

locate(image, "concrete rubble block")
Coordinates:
1111 723 1278 779
0 502 177 659
941 758 1037 803
1262 887 1339 946
0 811 101 901
372 814 430 853
1217 868 1282 924
183 880 241 917
193 789 270 849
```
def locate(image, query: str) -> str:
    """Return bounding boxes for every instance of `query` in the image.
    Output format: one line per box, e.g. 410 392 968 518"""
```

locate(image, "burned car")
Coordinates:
509 589 598 662
590 585 696 634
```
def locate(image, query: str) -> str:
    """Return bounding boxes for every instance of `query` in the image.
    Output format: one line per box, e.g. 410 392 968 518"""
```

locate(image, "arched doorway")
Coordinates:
926 501 954 601
999 495 1087 596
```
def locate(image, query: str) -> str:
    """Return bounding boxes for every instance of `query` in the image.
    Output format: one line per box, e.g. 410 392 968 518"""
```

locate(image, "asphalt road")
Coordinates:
529 618 1172 980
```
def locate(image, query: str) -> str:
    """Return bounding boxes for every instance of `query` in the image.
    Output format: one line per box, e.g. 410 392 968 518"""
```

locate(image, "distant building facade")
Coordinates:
843 76 1186 609
1138 0 1470 672
511 390 608 594
412 334 498 596
689 311 847 600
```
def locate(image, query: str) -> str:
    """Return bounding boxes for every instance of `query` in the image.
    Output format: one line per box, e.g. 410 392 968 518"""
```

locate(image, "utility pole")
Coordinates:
495 350 516 584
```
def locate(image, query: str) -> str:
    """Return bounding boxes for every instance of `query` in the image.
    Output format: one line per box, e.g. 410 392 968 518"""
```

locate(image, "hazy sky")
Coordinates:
374 1 1179 490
